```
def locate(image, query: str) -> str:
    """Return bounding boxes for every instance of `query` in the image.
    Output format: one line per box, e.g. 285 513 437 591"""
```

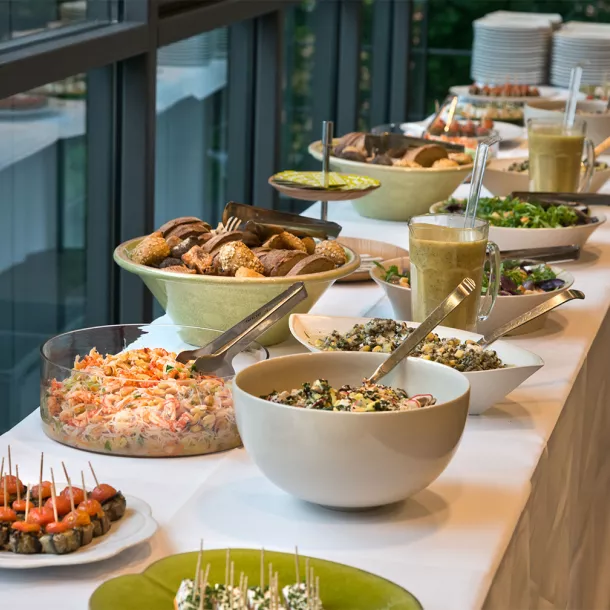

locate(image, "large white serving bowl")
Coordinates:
289 314 544 416
483 157 610 196
429 201 606 250
370 256 575 335
233 352 470 509
308 140 474 221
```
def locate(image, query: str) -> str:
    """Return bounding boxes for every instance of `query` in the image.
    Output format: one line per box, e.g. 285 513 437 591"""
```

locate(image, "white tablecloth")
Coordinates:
1 165 610 609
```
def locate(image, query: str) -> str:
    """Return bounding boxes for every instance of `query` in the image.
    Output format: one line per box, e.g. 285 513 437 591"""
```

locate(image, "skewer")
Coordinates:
49 469 59 522
260 547 265 590
38 453 44 508
229 561 234 606
295 545 300 583
62 462 75 513
315 576 320 610
305 558 310 603
194 539 203 592
15 465 20 503
225 549 230 589
24 485 31 521
269 563 273 602
81 471 88 501
198 564 210 610
242 576 248 610
7 445 11 479
1 457 6 507
88 461 100 488
309 568 315 610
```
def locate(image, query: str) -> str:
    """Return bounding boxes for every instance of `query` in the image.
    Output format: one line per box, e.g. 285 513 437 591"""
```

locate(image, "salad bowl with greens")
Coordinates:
430 196 605 251
371 256 574 336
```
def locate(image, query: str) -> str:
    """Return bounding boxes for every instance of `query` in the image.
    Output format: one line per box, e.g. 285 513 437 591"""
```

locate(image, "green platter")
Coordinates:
89 548 423 610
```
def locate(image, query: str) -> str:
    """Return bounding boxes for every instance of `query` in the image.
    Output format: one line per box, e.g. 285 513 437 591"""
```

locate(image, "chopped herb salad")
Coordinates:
263 379 436 412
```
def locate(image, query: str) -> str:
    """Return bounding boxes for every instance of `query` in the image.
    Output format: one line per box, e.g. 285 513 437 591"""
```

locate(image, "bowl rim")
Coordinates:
234 351 470 416
288 313 545 374
429 200 607 231
114 238 361 283
308 140 476 174
371 255 575 300
40 323 269 379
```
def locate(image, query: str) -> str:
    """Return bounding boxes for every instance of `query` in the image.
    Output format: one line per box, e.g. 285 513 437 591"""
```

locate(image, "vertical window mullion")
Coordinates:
389 0 413 122
370 0 392 126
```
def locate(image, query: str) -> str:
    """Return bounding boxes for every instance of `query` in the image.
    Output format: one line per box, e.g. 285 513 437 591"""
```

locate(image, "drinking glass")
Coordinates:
408 214 501 332
527 117 595 193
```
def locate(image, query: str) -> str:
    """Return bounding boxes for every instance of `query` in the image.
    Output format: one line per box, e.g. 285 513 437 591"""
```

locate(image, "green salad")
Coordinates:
439 196 586 228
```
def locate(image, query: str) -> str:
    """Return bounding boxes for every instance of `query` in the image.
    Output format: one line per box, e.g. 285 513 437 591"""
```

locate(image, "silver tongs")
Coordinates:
177 283 308 376
223 202 342 240
500 245 580 264
477 288 584 349
367 278 476 384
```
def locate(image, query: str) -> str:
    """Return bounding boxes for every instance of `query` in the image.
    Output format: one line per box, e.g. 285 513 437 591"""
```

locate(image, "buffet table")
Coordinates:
1 181 609 608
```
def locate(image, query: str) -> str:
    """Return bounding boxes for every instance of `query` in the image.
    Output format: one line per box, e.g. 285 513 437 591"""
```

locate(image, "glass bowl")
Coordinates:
40 324 268 457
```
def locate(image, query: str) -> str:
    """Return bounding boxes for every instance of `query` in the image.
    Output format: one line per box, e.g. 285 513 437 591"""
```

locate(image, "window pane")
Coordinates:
0 76 93 434
155 30 229 230
1 0 117 41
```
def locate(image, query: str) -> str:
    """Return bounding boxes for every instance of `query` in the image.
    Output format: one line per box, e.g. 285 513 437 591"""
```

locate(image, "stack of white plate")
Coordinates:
60 0 86 23
552 22 610 87
471 15 555 84
158 32 213 67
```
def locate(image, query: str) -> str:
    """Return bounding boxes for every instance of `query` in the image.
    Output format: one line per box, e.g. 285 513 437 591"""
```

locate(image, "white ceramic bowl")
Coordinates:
308 140 474 221
289 314 544 416
370 256 575 336
524 99 610 147
483 157 610 196
233 351 470 509
429 201 606 251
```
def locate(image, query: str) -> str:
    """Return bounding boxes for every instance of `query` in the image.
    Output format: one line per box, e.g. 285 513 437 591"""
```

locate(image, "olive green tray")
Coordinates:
89 548 423 610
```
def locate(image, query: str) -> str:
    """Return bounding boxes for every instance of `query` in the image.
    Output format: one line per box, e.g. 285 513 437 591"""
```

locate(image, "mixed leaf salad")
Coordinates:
484 260 565 295
439 196 596 228
376 260 564 296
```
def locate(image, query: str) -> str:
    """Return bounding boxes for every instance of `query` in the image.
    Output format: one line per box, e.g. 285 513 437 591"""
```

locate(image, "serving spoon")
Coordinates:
366 278 476 384
476 288 584 349
176 282 307 376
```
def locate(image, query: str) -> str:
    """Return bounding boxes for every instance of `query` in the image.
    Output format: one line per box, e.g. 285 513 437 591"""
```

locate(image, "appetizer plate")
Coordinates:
289 314 544 415
371 256 575 336
0 495 156 569
429 201 606 251
401 118 524 142
449 84 564 103
90 549 423 610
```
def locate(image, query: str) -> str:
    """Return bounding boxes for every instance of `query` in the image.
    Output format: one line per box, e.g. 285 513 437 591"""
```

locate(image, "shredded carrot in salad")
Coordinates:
42 348 241 457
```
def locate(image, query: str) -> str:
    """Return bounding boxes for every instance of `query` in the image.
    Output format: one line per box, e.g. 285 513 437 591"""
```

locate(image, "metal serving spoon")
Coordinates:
366 278 476 384
176 282 308 376
476 288 585 349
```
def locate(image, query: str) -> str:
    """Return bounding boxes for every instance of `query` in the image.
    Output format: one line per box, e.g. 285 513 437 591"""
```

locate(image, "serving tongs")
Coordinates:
364 131 465 156
367 278 476 384
176 283 307 376
477 288 585 349
500 245 580 264
222 202 342 240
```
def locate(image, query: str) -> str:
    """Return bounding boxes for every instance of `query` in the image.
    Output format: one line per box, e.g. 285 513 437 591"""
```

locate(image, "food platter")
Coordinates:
449 84 565 104
0 494 156 569
90 549 423 610
289 313 544 415
400 118 524 143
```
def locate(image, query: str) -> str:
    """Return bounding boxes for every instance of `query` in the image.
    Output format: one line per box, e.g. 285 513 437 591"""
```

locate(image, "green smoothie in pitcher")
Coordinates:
409 224 487 332
528 126 584 192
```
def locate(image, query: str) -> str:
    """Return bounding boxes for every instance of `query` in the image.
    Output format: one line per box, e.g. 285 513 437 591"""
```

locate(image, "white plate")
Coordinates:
0 495 157 569
450 84 563 103
289 314 544 416
401 118 524 143
429 201 606 251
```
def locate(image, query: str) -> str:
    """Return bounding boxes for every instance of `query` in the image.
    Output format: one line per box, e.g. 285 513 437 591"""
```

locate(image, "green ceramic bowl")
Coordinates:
89 548 423 610
309 140 474 221
114 239 360 346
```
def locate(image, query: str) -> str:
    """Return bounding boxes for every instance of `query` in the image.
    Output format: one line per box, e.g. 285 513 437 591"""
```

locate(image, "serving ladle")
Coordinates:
367 277 476 384
176 282 308 376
